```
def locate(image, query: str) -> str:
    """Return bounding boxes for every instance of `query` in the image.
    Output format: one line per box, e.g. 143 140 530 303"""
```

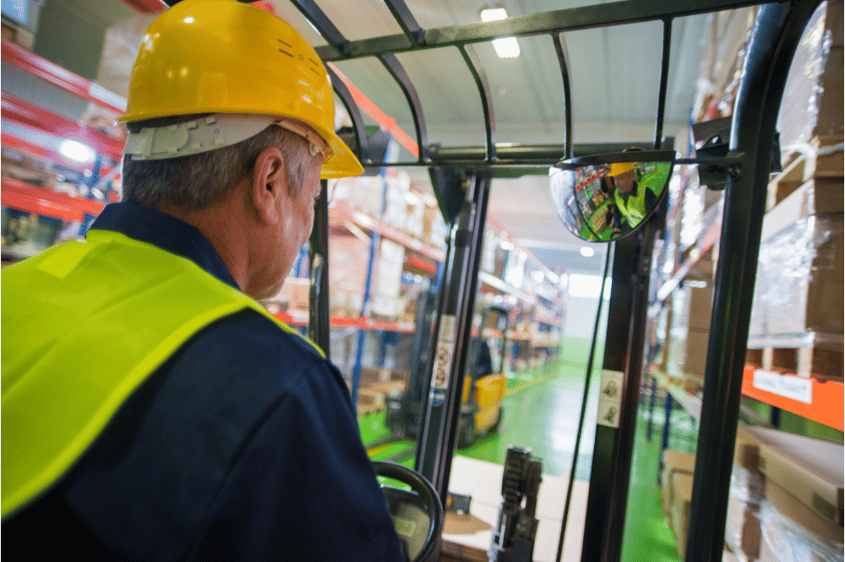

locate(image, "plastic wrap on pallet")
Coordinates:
692 7 758 122
726 466 765 562
776 0 844 159
753 214 844 337
760 499 844 562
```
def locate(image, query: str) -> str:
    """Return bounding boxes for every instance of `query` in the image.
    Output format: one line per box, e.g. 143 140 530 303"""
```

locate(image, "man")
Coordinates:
2 1 404 560
606 162 657 234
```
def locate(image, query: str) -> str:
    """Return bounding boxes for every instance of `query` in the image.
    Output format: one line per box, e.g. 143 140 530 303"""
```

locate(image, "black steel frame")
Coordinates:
277 1 825 561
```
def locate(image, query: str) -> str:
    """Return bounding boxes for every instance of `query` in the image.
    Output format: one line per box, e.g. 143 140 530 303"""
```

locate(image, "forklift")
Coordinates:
457 304 510 448
385 302 510 449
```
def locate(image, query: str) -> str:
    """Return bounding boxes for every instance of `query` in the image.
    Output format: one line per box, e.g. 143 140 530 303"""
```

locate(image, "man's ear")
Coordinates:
250 146 289 225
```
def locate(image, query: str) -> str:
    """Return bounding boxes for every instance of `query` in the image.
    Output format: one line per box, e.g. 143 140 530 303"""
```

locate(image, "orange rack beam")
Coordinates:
741 364 844 431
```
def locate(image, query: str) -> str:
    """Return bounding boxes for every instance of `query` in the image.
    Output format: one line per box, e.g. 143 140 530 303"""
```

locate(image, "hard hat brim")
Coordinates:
319 127 365 179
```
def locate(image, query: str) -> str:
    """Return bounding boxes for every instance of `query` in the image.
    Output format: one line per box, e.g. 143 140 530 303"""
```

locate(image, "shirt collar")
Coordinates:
88 201 241 291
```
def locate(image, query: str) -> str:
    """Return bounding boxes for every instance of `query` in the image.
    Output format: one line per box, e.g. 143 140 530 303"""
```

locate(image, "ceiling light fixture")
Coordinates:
580 247 595 257
480 7 521 59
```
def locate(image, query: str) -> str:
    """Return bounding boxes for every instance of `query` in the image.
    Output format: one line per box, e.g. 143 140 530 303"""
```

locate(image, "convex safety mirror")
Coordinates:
549 150 674 242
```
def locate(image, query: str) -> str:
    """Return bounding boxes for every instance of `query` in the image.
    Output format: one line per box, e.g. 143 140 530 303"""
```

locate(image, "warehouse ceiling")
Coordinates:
7 0 713 275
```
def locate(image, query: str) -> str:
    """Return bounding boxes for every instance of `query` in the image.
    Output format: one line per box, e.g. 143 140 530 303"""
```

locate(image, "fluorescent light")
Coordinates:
532 270 544 283
492 37 520 58
580 246 595 257
59 140 94 164
480 7 521 58
480 7 508 21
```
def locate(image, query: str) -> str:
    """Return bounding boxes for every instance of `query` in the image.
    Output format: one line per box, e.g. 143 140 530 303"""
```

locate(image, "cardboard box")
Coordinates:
759 480 844 562
765 479 843 545
275 277 310 311
757 214 844 337
777 1 844 150
662 450 696 515
671 471 694 561
734 425 766 471
758 435 844 527
668 327 710 381
727 465 764 561
673 284 714 332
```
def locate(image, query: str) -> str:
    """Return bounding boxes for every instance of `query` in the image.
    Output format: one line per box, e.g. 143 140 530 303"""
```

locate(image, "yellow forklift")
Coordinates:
385 302 509 449
457 304 510 448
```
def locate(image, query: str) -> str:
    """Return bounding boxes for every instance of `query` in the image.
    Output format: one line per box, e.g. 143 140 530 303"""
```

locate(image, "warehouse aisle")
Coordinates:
620 409 683 562
458 361 599 479
361 362 691 561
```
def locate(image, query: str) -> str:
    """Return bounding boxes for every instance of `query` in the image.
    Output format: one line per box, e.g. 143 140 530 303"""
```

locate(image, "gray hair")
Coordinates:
122 114 312 211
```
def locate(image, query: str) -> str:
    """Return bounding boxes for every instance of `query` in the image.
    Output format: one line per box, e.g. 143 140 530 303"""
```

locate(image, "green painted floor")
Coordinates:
358 356 695 561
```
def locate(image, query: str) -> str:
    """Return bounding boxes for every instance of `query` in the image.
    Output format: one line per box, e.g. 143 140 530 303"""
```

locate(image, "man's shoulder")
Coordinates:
177 308 332 391
204 308 323 361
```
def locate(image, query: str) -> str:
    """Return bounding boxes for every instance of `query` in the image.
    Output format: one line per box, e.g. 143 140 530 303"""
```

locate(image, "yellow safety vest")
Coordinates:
614 182 649 226
1 229 319 517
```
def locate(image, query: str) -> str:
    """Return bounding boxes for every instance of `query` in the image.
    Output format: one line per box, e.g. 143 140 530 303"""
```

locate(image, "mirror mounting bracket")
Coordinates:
676 152 744 191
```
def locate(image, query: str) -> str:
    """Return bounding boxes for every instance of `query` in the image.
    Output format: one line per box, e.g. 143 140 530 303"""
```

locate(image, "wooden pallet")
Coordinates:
767 135 844 212
745 344 843 382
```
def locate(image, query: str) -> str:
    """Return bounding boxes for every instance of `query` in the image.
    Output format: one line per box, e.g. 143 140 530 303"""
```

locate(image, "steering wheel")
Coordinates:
373 461 443 562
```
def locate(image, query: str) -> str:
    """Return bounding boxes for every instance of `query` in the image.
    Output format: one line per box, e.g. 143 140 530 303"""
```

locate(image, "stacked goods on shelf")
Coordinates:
327 233 368 317
353 366 407 416
662 450 696 516
665 259 715 392
692 6 758 123
755 429 844 562
271 277 310 316
749 162 843 380
661 449 697 560
725 426 844 562
662 426 844 562
774 0 843 166
747 0 844 380
1 16 35 50
370 238 405 320
329 170 446 248
727 426 767 561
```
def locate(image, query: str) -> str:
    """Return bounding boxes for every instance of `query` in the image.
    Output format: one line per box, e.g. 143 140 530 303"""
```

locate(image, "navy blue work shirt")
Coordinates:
2 202 405 561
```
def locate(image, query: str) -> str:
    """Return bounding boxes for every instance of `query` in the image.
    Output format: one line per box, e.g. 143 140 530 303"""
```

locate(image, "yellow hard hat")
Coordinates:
608 162 636 177
119 0 363 179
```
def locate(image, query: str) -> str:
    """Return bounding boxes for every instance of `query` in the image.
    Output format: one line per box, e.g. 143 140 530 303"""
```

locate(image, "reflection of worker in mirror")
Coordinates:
1 1 404 560
607 162 658 234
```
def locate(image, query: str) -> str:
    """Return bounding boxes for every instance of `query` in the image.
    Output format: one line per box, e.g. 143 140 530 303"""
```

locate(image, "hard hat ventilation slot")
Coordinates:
277 38 294 58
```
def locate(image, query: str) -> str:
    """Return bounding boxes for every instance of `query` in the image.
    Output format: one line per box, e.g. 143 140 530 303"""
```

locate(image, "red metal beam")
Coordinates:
1 177 106 222
2 93 124 162
119 0 167 14
2 132 117 178
1 39 127 114
327 63 419 158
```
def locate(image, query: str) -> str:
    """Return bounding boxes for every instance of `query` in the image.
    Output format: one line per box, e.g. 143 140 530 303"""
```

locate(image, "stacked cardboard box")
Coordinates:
661 450 697 559
776 0 843 158
667 280 714 390
751 193 844 342
726 426 766 561
748 1 844 358
756 431 844 562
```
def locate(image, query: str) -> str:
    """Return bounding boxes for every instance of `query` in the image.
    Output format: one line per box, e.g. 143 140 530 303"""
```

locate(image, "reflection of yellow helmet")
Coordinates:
608 162 636 176
119 0 363 179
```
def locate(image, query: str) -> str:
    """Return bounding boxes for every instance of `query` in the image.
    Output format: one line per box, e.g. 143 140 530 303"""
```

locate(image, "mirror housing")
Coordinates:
549 150 674 242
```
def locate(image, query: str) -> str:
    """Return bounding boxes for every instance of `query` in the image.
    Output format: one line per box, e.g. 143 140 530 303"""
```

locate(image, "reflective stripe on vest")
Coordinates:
1 230 321 517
